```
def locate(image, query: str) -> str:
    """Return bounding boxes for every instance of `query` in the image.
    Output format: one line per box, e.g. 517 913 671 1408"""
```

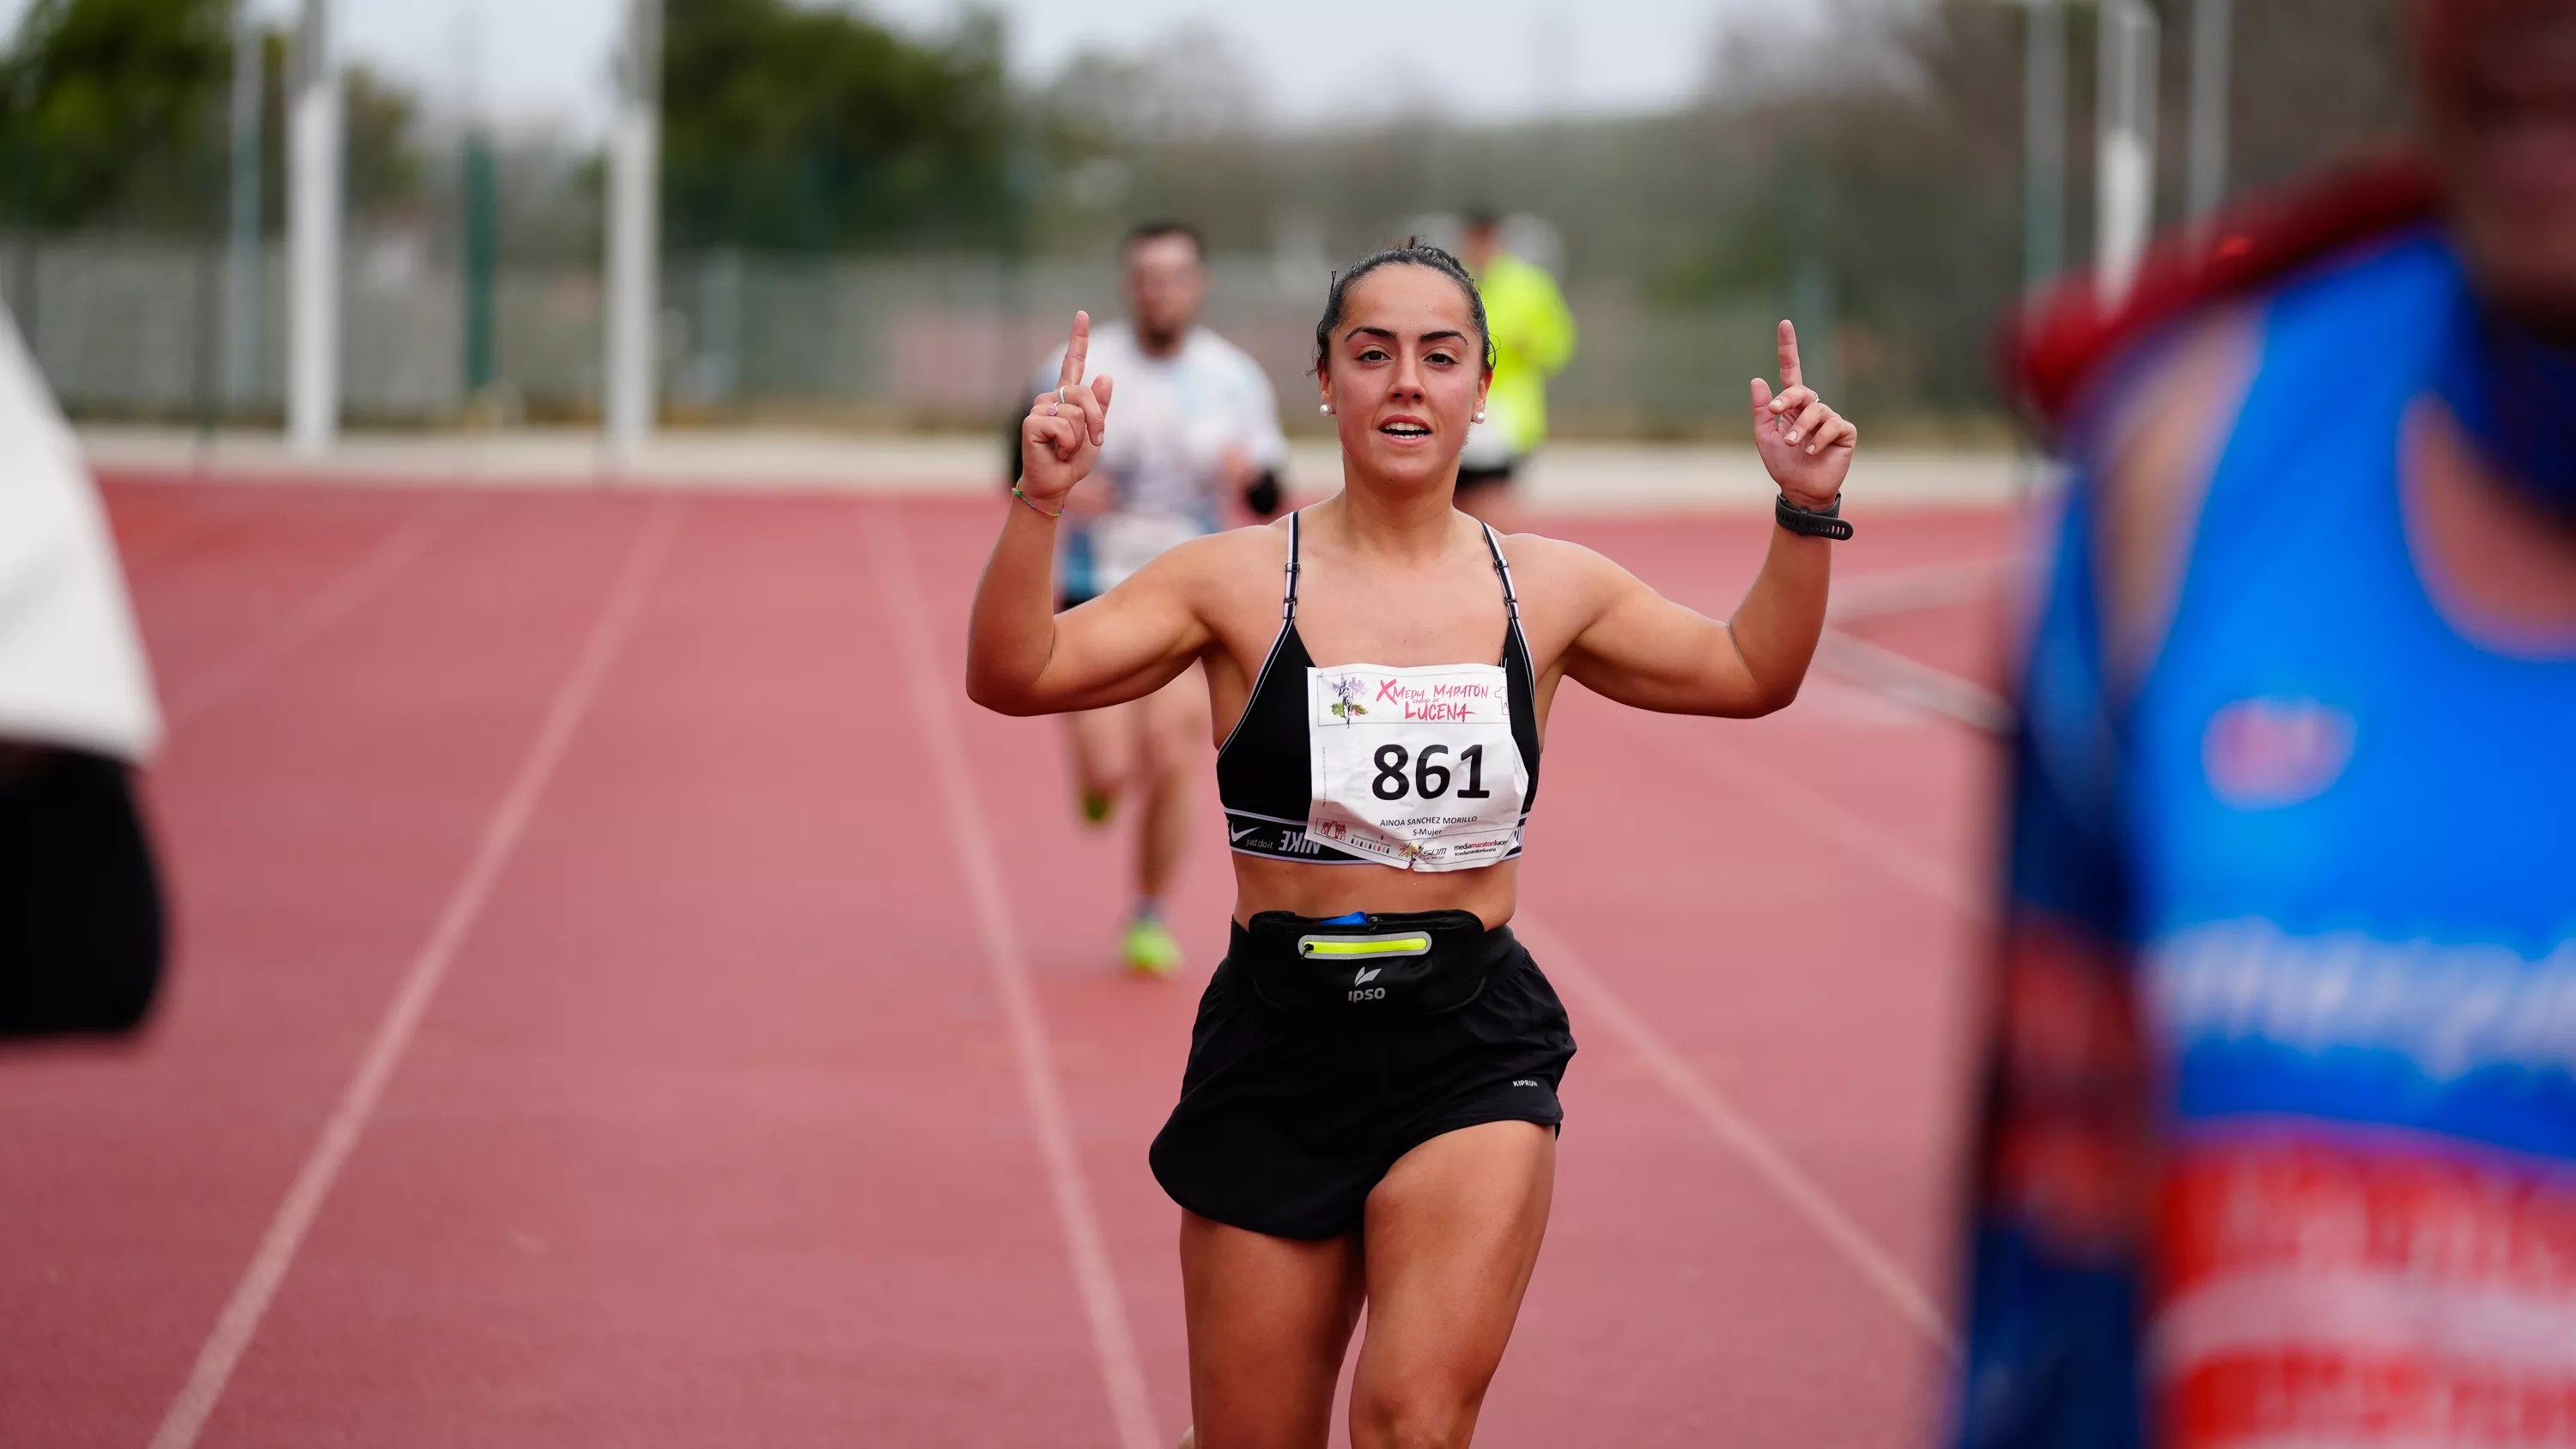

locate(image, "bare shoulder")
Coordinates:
1486 530 1634 603
1145 516 1292 597
1482 530 1643 641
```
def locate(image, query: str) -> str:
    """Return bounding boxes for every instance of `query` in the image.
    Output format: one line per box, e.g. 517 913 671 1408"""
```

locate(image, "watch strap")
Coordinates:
1774 493 1853 540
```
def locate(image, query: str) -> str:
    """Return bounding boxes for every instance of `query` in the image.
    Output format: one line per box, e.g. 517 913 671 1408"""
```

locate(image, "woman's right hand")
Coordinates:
1019 311 1116 511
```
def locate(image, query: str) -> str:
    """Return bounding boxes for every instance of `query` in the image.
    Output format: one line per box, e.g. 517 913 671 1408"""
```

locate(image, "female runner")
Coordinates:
967 242 1856 1449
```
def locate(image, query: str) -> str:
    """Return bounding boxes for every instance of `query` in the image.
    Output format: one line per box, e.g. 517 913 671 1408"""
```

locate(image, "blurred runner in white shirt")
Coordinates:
1014 221 1288 976
0 301 167 1038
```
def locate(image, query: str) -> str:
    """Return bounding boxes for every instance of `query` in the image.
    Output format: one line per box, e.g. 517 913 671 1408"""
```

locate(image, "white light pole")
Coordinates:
2094 0 2161 307
286 0 341 453
604 0 661 458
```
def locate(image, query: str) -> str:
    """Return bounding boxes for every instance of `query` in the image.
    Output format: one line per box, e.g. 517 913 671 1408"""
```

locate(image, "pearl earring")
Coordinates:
1320 403 1334 415
1473 409 1486 423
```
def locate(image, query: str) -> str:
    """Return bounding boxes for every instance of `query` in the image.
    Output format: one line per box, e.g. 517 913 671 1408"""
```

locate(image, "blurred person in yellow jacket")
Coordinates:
1455 212 1576 532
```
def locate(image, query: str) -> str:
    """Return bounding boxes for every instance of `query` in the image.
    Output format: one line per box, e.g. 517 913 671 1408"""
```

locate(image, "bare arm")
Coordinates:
1560 320 1856 717
964 312 1214 716
1559 531 1830 716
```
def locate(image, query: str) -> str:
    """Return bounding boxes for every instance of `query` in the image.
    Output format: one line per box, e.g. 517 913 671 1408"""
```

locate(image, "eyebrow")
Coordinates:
1343 326 1470 346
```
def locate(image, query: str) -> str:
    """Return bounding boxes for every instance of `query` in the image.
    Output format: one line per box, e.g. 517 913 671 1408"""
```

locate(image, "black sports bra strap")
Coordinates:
1281 510 1303 621
1479 523 1521 621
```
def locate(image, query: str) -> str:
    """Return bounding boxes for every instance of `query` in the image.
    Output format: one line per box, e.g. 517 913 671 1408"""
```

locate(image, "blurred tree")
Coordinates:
253 33 426 233
662 0 1017 252
1046 23 1265 148
0 0 232 231
0 0 422 235
977 0 2412 431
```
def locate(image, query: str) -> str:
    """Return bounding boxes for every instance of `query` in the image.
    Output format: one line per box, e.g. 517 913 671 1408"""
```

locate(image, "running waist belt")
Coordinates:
1232 910 1513 1015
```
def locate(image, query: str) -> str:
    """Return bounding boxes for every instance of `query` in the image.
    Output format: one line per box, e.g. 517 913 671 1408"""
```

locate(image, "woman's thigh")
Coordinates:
1179 1210 1364 1449
1137 662 1211 776
1064 695 1143 793
1349 1120 1558 1449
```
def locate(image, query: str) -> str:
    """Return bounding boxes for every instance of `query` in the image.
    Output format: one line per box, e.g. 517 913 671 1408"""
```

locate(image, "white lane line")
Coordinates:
163 498 465 731
1813 628 2014 736
1512 913 1959 1355
1591 707 1990 922
866 504 1162 1449
1819 555 2020 734
1656 555 2020 734
1826 556 2014 624
146 497 682 1449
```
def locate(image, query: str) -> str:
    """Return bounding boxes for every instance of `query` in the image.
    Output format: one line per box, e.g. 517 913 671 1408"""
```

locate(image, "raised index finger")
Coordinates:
1058 311 1091 393
1777 319 1802 392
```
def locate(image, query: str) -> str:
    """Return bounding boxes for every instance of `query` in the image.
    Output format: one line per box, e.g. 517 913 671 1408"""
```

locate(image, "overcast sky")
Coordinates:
0 0 1782 135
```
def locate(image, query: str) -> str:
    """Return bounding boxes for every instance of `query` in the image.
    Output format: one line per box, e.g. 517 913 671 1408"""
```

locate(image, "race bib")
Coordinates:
1306 663 1528 871
1087 511 1205 591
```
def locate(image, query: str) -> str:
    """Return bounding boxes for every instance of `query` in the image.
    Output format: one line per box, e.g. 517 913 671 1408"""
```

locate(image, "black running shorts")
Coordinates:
1148 914 1577 1240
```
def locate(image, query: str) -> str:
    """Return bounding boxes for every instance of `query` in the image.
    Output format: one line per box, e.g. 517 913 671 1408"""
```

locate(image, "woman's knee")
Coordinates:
1350 1379 1483 1449
1068 723 1138 796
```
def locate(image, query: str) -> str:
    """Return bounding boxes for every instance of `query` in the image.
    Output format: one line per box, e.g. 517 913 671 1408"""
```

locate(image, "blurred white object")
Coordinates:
0 305 161 763
1459 416 1516 472
2095 0 2160 306
605 0 663 457
289 0 343 455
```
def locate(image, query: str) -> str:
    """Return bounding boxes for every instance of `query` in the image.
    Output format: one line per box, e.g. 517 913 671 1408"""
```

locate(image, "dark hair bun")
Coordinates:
1312 239 1497 377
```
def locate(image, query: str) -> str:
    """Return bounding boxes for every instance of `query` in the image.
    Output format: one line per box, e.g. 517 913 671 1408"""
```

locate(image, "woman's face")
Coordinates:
1318 265 1492 495
2418 0 2576 340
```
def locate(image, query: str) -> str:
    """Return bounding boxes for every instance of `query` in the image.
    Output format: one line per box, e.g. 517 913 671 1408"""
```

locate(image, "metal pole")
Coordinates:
1783 136 1838 406
2094 0 2160 307
604 0 661 457
2016 0 2068 494
9 63 35 355
461 8 495 403
464 136 495 399
2186 0 2233 231
2022 0 2067 295
226 2 263 410
287 0 341 454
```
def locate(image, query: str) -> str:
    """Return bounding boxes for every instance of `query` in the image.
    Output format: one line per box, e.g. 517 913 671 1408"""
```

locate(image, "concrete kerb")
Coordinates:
81 427 2024 514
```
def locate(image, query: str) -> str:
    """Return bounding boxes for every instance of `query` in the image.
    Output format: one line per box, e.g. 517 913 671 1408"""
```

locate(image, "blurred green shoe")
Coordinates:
1079 791 1114 826
1122 917 1183 978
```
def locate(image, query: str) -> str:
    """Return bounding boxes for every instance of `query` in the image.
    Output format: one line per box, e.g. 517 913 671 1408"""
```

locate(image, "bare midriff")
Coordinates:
1230 854 1518 932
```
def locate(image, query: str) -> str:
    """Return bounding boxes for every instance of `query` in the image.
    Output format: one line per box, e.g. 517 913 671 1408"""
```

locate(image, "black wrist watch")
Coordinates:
1775 492 1853 540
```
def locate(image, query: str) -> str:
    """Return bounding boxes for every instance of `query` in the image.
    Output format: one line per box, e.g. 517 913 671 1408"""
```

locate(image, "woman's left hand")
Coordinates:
1749 320 1856 511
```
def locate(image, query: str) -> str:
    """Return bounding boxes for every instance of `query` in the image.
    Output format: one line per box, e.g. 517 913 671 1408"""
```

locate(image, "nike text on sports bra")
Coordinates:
1216 510 1544 872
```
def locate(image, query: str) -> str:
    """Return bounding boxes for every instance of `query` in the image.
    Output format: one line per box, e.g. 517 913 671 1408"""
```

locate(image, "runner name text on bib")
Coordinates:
1305 662 1529 871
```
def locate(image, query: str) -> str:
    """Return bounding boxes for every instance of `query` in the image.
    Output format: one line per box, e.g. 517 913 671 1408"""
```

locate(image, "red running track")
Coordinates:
2 482 2015 1448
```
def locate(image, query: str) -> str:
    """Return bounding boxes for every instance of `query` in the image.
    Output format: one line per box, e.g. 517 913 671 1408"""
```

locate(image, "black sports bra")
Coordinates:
1216 510 1543 865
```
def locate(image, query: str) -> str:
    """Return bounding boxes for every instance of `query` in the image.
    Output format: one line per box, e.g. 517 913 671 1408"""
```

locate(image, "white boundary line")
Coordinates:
146 497 682 1449
866 504 1163 1449
1596 708 1990 922
162 498 465 731
1826 557 2014 624
1820 556 2019 735
1813 629 2015 737
1511 914 1959 1356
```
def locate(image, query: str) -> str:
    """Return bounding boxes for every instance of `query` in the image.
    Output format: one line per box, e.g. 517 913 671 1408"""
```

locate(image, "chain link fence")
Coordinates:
0 233 1831 440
